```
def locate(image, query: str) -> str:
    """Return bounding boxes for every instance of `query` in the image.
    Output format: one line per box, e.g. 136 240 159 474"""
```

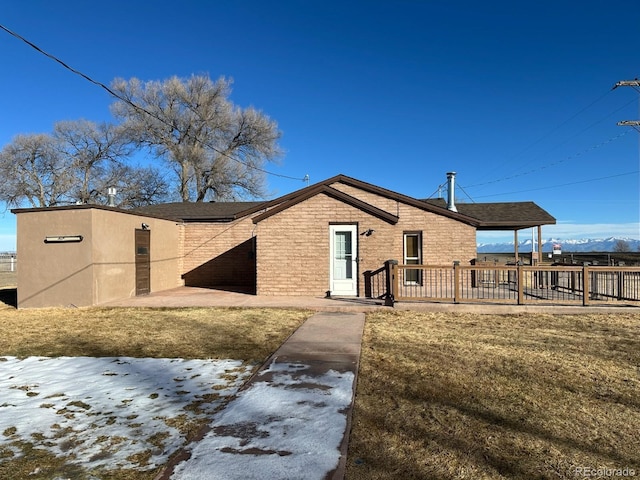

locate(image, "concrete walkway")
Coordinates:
155 311 365 480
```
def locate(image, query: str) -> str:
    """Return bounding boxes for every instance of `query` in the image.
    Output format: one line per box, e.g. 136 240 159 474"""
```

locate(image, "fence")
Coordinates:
369 260 640 306
0 254 17 272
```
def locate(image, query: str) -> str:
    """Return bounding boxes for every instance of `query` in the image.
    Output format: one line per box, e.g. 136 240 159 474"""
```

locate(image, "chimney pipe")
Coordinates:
107 187 117 207
446 172 457 212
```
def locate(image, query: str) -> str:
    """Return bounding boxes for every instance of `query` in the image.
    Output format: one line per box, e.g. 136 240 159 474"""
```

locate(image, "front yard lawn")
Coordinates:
0 306 309 480
346 311 640 479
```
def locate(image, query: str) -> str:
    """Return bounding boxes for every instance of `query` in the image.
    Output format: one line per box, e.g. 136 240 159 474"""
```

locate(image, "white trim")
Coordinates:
329 225 358 296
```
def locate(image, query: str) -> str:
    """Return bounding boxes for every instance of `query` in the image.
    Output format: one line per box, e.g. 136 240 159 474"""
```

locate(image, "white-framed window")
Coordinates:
404 232 422 285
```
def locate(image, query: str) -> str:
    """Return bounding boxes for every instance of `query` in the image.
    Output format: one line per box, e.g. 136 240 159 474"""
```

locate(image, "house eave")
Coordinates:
10 204 179 223
476 220 557 230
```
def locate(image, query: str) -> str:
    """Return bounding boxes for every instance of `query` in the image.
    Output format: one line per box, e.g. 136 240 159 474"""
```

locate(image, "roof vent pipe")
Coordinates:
107 187 117 207
446 172 457 212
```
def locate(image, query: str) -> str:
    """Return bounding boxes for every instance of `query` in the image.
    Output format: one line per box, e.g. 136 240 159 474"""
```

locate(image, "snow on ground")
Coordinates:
0 356 356 480
0 356 252 472
171 360 355 480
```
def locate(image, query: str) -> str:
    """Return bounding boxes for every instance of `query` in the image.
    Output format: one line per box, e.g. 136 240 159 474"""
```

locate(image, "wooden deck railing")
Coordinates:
372 261 640 307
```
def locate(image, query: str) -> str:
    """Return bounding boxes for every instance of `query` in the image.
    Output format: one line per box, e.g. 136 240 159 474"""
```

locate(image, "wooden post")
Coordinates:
384 260 398 307
517 264 524 305
364 270 372 298
617 271 624 300
583 264 590 306
537 225 543 263
453 261 460 303
514 230 519 263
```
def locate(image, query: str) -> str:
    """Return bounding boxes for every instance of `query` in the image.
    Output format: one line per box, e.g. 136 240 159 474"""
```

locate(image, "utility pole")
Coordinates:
614 79 640 132
614 79 640 240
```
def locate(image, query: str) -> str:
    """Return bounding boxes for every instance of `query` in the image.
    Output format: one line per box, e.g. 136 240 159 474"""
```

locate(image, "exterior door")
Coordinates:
135 229 150 295
330 225 358 296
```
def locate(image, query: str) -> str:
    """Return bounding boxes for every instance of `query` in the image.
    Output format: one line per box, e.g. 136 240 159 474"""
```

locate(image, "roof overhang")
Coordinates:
11 204 182 223
476 221 557 231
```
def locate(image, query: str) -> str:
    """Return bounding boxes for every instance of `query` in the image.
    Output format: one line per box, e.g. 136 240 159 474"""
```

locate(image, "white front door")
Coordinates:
330 225 358 296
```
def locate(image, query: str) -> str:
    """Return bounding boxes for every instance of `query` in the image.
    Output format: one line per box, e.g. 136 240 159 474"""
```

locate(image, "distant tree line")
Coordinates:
0 75 281 208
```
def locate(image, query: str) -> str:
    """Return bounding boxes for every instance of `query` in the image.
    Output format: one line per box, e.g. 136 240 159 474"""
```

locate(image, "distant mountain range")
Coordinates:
477 237 640 253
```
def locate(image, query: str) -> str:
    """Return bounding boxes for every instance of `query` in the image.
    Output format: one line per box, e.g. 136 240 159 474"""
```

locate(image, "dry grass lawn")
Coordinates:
346 311 640 479
0 306 309 362
2 298 639 480
0 305 310 480
0 272 16 289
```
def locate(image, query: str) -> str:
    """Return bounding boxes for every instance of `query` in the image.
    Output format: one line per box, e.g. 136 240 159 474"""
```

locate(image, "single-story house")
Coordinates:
12 173 555 308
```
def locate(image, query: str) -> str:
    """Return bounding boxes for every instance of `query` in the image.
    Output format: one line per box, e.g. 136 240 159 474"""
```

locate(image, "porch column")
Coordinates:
514 230 519 263
537 225 543 263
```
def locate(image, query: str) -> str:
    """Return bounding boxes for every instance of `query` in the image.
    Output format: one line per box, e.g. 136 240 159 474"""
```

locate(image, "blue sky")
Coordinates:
1 0 639 251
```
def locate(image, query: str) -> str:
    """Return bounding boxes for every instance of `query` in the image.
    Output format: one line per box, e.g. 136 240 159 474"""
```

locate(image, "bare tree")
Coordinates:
110 75 281 202
613 239 631 252
0 121 169 208
0 133 73 207
53 120 132 204
97 164 169 208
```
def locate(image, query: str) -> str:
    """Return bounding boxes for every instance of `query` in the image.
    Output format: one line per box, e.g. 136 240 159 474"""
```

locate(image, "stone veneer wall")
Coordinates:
255 192 476 296
181 217 257 288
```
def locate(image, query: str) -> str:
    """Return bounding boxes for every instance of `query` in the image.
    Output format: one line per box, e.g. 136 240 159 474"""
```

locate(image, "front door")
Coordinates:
330 225 358 296
135 229 150 296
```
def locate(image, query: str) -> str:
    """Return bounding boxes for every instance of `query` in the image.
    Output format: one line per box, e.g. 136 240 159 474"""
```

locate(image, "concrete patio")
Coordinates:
101 285 631 314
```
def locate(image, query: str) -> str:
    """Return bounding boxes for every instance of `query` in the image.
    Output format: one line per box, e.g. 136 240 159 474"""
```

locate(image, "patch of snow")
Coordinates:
0 356 356 480
0 356 252 471
171 360 355 480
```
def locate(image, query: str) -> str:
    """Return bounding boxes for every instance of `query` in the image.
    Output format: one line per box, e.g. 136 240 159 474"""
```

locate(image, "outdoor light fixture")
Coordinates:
141 223 150 230
362 229 375 237
44 235 83 243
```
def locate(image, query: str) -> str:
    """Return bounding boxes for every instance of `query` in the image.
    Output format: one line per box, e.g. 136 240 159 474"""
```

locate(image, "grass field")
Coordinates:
0 271 16 289
345 311 640 479
1 301 638 480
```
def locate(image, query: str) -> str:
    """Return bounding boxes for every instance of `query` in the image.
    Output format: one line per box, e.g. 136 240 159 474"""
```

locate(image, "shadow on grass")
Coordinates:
0 288 17 308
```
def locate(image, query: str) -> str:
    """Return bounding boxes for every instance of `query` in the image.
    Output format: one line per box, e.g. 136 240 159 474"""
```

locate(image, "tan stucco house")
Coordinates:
12 173 555 308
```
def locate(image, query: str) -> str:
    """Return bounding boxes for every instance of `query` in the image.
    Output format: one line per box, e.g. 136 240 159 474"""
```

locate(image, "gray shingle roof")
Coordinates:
423 198 555 229
133 201 266 221
129 175 555 230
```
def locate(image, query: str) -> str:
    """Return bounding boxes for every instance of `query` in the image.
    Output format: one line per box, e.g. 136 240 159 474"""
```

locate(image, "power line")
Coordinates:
0 23 307 184
456 183 475 203
471 170 639 199
465 129 631 189
474 88 620 185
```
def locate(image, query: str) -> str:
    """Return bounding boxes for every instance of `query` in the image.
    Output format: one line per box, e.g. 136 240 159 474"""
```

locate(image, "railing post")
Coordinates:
617 271 624 301
517 265 524 305
583 264 590 306
384 260 398 307
453 261 460 303
363 270 372 298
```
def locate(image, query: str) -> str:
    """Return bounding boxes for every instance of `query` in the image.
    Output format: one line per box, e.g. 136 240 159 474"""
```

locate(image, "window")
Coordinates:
404 232 422 285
